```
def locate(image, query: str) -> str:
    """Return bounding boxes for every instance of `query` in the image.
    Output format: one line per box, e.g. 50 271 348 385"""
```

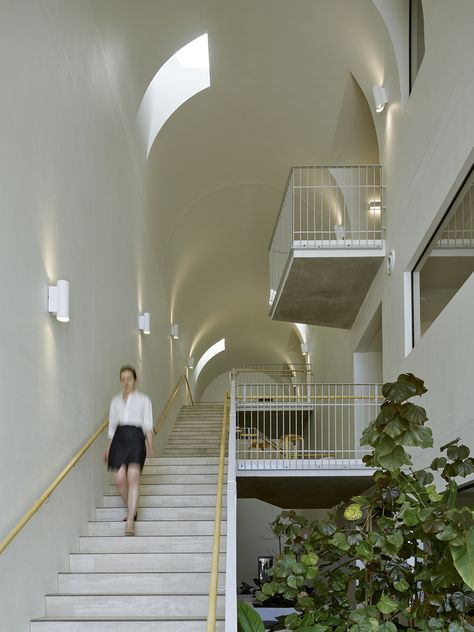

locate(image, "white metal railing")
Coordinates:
269 165 384 305
234 382 382 471
434 176 474 249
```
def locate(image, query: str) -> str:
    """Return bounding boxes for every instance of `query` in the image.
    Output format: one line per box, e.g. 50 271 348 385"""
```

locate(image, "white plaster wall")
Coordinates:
0 2 184 629
354 352 383 384
200 371 231 402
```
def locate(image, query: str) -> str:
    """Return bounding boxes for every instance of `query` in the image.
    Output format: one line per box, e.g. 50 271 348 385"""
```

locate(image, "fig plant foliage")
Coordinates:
256 373 474 631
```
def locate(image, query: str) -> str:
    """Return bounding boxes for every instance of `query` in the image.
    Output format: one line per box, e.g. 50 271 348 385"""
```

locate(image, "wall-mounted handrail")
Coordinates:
206 391 229 632
1 372 192 556
0 417 108 555
154 373 194 434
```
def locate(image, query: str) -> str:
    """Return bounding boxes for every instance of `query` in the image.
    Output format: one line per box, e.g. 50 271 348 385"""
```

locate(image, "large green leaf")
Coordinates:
376 592 399 614
382 373 427 403
374 435 397 457
378 445 411 471
237 601 265 632
383 415 408 438
450 527 474 590
399 402 428 424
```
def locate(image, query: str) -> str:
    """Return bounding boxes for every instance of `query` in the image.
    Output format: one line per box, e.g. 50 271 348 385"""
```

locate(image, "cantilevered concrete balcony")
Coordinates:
269 166 385 328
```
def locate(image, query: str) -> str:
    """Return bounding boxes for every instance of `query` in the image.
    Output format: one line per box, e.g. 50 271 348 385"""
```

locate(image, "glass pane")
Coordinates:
416 170 474 336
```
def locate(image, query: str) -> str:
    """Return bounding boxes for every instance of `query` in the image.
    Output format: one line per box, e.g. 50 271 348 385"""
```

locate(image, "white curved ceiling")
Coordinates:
91 0 398 394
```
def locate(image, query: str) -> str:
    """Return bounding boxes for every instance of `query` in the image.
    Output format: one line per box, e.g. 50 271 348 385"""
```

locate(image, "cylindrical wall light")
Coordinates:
187 357 195 369
48 280 70 322
301 342 309 356
138 312 151 334
170 323 179 340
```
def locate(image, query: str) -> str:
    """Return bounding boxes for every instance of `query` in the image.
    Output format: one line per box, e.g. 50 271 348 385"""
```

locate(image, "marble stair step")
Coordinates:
31 618 225 632
142 465 224 475
58 571 225 594
79 535 226 554
45 594 225 617
166 434 221 448
138 474 218 484
69 552 226 573
96 507 224 521
144 457 223 465
101 494 226 508
107 484 223 495
163 450 221 455
87 520 226 536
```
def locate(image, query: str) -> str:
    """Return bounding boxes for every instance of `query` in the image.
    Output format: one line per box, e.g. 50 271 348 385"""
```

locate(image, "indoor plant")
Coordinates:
255 373 474 631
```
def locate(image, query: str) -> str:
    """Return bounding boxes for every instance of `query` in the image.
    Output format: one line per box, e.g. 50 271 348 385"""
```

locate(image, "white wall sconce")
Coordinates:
372 85 388 113
187 357 195 369
48 280 70 322
138 312 151 334
170 323 179 339
368 201 382 216
386 249 396 275
301 342 309 356
334 224 345 240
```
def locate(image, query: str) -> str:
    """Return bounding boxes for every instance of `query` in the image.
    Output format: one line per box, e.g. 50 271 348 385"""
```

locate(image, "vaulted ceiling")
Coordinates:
91 0 400 395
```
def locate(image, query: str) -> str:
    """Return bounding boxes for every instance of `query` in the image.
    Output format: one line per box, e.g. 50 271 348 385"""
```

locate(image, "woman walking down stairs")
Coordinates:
30 403 226 631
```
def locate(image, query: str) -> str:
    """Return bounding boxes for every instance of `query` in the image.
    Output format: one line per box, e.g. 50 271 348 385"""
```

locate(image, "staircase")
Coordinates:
31 403 226 631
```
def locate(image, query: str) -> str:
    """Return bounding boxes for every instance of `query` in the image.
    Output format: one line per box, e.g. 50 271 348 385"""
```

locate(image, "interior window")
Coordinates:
409 0 425 92
412 168 474 343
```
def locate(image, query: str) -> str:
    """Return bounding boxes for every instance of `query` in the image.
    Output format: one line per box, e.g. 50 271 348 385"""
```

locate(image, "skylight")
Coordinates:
137 34 210 159
194 338 226 381
176 34 209 69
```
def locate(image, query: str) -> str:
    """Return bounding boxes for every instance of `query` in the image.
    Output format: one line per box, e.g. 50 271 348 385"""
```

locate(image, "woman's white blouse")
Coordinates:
108 391 153 439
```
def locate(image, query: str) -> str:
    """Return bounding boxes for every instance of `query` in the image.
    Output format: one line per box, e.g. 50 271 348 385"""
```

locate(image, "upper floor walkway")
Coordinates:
269 165 385 328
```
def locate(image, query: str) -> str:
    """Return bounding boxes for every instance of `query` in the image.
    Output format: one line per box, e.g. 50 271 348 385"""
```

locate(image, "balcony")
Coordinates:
230 368 381 508
269 165 385 328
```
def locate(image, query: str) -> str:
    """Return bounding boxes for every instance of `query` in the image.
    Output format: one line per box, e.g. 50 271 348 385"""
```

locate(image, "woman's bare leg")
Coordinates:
113 465 128 511
125 464 141 533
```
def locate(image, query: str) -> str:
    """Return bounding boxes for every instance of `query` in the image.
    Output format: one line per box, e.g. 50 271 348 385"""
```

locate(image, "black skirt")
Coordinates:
108 425 146 471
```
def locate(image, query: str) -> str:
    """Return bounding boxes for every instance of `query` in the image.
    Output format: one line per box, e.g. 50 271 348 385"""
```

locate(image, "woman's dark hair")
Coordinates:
120 365 137 380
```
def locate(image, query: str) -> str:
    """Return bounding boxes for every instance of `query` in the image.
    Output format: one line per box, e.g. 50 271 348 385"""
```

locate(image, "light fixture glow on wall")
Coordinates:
170 323 179 339
368 201 382 216
372 85 388 113
187 357 195 369
48 280 70 322
300 342 309 356
138 312 151 334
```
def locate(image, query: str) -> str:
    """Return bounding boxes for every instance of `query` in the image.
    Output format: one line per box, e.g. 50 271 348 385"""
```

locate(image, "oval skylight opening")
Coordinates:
137 34 210 159
194 338 226 381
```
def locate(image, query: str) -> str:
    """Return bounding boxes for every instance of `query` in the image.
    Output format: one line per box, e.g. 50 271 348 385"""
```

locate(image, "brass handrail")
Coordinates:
206 391 229 632
154 373 194 434
1 372 192 556
0 417 108 555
